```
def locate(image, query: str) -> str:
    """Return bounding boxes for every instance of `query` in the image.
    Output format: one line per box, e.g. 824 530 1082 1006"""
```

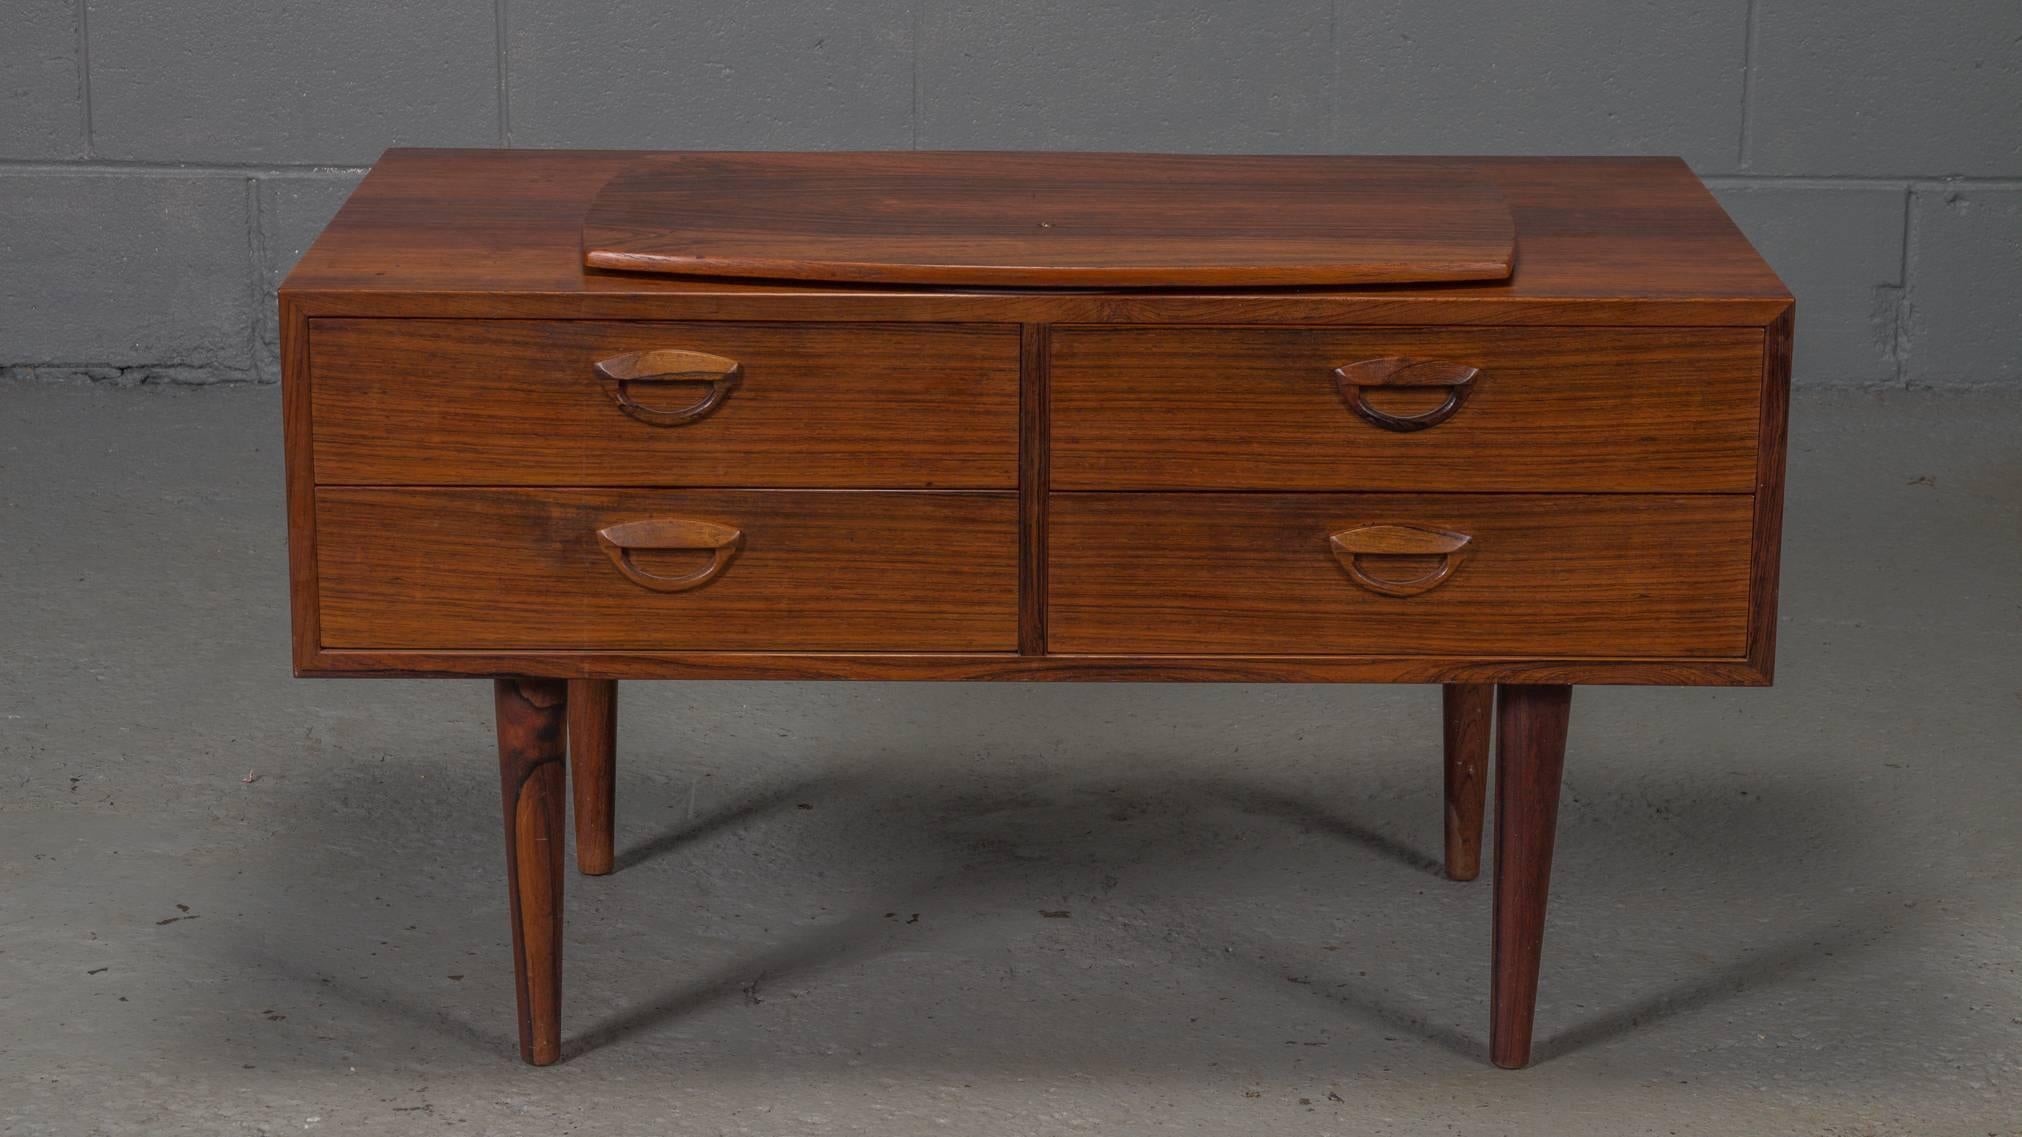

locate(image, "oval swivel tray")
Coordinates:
581 152 1516 289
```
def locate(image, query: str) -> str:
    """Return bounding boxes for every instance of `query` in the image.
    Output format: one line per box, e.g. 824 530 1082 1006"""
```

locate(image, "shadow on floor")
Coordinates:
211 741 1934 1076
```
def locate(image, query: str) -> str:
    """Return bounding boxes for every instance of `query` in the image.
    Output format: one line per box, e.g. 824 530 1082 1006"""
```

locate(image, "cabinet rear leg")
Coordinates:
1442 683 1494 881
568 679 618 876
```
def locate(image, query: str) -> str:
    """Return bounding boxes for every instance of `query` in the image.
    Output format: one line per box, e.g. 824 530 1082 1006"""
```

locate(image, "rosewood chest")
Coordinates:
280 149 1792 1069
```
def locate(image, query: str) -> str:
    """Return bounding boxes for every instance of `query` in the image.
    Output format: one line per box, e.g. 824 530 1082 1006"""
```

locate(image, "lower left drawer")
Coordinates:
314 489 1020 651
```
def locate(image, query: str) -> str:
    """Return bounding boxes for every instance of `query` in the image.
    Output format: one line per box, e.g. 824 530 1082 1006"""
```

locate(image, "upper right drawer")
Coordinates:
1050 326 1764 492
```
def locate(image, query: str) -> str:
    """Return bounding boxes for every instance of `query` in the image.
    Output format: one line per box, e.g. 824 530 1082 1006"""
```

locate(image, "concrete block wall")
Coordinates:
3 2 2016 387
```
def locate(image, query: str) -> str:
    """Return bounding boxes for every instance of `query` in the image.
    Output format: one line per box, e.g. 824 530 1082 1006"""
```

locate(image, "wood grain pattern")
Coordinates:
1018 323 1051 655
1049 493 1755 658
280 292 319 677
1329 524 1474 598
288 286 1789 330
1490 683 1572 1069
1442 683 1494 882
567 679 617 877
315 489 1019 651
276 152 1799 1074
289 285 1787 329
1748 305 1796 680
1051 326 1765 492
591 347 742 426
295 649 1773 687
277 161 1795 679
1334 357 1481 433
494 677 568 1066
281 151 1790 327
581 152 1517 287
309 319 1019 488
595 518 743 593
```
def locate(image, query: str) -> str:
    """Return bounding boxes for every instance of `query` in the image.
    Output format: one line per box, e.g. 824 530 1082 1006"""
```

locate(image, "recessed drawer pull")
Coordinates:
1329 523 1473 597
1333 357 1480 432
596 518 744 592
592 349 744 426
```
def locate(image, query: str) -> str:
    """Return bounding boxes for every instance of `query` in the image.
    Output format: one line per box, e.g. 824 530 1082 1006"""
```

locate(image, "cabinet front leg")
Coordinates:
1442 683 1494 881
495 677 568 1066
1489 683 1571 1069
568 679 618 876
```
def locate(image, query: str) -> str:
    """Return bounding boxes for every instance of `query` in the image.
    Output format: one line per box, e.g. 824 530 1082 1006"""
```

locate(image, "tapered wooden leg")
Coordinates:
567 679 618 876
1442 683 1494 881
495 678 568 1066
1489 683 1572 1069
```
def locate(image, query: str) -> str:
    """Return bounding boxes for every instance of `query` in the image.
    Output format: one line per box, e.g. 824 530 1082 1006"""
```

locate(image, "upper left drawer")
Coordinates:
307 320 1022 487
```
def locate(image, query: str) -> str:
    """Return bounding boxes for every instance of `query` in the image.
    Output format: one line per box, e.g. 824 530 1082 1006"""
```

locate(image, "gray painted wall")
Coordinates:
2 1 2017 388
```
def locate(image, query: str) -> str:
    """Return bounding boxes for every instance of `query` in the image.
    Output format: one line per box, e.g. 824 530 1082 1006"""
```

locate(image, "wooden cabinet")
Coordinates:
281 150 1792 1071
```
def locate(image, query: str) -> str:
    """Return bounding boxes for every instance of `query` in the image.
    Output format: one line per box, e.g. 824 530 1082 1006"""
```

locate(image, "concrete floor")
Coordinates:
1 381 2018 1136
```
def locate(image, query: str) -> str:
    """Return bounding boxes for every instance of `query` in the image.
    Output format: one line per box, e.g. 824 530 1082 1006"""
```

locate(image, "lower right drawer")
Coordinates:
1048 493 1755 658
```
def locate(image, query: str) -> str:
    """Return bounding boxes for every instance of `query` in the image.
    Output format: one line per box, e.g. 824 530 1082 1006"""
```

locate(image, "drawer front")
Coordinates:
310 320 1020 487
316 489 1018 650
1051 327 1763 492
1049 493 1754 657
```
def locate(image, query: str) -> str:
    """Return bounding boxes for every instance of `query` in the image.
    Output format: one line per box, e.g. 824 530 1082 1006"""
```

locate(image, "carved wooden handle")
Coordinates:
593 349 743 426
596 518 743 592
1329 524 1472 597
1333 357 1480 432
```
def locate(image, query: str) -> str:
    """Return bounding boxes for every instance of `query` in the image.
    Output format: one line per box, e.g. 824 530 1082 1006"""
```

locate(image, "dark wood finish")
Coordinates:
1442 684 1494 881
299 650 1771 686
309 319 1018 488
595 518 743 593
276 151 1795 1069
280 291 320 677
283 151 1788 326
1018 323 1051 655
1334 357 1480 433
1051 326 1765 492
1049 493 1754 658
1490 683 1572 1069
581 152 1518 288
290 284 1788 329
276 158 1791 687
316 489 1019 651
1329 524 1474 598
591 347 742 426
567 679 617 877
1748 306 1796 679
494 678 568 1066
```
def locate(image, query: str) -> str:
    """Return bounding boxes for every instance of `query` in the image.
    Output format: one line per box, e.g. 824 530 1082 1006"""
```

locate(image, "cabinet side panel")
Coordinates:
280 293 321 674
1019 323 1050 654
1748 306 1795 681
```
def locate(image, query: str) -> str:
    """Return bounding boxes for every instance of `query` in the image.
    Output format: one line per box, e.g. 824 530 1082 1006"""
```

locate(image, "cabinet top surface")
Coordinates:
580 152 1518 288
282 149 1789 313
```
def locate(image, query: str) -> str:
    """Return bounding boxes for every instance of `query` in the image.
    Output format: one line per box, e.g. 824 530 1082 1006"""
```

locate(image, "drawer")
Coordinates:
1049 493 1754 657
1050 327 1764 492
310 320 1020 487
316 489 1018 650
